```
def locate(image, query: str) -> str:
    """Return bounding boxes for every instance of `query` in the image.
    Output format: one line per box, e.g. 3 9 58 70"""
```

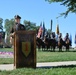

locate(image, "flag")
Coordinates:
56 24 59 35
37 22 43 38
75 34 76 44
42 22 45 40
69 34 72 44
51 20 53 32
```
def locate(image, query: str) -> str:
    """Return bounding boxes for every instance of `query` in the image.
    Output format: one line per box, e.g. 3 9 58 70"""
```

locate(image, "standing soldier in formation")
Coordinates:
64 33 70 51
58 33 63 51
10 15 25 45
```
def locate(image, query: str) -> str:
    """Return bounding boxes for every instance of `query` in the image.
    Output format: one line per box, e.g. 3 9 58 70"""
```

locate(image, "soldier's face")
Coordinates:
15 18 20 23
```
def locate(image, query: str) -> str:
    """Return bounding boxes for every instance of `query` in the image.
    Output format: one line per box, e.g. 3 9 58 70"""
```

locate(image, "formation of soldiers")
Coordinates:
36 32 72 51
0 15 72 51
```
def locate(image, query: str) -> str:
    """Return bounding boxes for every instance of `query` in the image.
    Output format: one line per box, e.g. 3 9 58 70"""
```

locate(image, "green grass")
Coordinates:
0 48 13 52
37 51 76 62
0 48 76 75
0 67 76 75
0 49 76 64
0 58 13 64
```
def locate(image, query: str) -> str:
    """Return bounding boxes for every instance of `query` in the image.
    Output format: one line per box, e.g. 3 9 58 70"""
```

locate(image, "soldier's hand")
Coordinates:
10 33 14 38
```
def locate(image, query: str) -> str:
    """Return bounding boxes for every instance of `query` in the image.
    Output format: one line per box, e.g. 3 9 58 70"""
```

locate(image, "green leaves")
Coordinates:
45 0 63 3
23 20 37 31
0 18 3 32
4 19 15 35
4 19 39 35
45 0 76 17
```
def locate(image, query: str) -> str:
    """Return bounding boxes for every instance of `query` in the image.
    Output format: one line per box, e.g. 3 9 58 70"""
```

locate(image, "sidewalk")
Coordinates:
0 61 76 71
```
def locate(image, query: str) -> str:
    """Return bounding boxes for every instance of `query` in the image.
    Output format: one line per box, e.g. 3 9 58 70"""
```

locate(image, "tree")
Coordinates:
47 29 51 34
0 18 5 39
4 19 15 46
45 0 76 17
0 18 3 32
4 19 15 35
23 20 37 30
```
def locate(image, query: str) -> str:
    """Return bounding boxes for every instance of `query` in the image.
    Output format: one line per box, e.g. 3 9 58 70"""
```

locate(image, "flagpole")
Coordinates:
56 17 59 25
51 19 53 34
56 17 60 35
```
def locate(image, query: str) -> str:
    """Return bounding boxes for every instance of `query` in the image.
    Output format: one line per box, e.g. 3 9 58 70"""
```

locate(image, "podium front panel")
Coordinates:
14 31 36 68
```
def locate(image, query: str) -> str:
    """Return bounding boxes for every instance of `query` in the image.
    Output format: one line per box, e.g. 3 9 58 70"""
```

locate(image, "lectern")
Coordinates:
14 31 36 68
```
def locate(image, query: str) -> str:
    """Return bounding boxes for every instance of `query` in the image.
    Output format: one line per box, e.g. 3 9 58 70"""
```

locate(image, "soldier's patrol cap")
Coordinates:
14 15 21 19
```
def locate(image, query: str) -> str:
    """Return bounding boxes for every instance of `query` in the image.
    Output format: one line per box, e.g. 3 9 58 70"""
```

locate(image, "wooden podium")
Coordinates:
14 31 36 68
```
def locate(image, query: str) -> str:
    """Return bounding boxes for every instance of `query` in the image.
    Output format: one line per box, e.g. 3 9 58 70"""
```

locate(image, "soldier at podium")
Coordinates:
10 15 25 45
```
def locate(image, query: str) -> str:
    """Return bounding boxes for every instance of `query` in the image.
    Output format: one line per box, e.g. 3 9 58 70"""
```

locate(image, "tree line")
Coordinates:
0 17 52 38
0 18 42 36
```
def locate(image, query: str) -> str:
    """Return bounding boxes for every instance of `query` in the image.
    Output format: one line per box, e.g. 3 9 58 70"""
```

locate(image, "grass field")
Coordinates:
0 48 76 64
0 48 76 75
0 48 13 52
0 67 76 75
37 51 76 62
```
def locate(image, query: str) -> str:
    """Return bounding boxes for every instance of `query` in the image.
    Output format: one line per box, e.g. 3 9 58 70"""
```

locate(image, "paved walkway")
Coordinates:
0 61 76 71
